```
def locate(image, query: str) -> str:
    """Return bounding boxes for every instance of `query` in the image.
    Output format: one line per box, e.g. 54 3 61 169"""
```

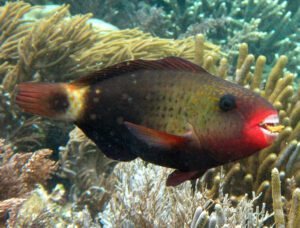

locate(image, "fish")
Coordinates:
15 57 283 186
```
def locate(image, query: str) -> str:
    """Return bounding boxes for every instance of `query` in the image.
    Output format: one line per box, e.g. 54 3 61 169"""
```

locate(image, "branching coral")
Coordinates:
58 127 116 217
0 1 32 68
100 159 273 227
270 168 300 228
7 184 101 227
0 2 54 151
2 4 98 90
99 159 203 227
0 138 58 225
272 168 285 227
190 196 273 228
0 139 57 199
0 1 300 227
287 188 300 228
41 0 299 73
151 0 300 73
4 0 299 74
0 139 99 227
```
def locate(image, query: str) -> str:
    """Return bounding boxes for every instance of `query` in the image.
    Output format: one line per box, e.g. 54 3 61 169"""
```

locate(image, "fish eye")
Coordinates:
219 94 236 112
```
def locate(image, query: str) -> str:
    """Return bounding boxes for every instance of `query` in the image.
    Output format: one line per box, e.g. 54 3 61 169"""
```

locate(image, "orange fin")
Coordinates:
166 170 204 186
124 121 187 149
15 82 69 119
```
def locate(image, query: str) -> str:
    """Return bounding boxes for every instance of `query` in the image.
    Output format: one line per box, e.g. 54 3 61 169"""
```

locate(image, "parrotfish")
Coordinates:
15 57 283 186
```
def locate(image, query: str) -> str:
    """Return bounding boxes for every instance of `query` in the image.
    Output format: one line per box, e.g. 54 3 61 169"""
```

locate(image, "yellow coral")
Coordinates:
272 168 285 227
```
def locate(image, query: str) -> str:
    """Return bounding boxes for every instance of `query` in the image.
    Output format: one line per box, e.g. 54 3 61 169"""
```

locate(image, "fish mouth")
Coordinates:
259 114 284 137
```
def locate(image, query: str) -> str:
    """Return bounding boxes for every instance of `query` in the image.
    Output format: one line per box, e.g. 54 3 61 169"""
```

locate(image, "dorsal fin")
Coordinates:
73 57 208 85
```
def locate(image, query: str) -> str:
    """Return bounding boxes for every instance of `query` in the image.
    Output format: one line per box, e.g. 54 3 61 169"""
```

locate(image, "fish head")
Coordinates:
191 83 282 161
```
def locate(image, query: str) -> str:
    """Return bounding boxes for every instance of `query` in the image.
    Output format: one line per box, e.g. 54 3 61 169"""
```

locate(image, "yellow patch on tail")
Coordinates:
64 84 89 120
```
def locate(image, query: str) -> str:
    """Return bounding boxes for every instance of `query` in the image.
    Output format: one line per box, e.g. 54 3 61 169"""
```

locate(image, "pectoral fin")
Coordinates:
124 121 187 149
166 170 205 186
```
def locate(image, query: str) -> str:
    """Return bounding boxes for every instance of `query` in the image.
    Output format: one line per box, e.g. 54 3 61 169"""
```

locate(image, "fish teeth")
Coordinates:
261 114 279 125
259 114 283 137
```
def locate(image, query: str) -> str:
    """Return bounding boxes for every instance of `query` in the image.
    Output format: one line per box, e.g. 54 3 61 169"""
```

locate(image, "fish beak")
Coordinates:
259 114 284 138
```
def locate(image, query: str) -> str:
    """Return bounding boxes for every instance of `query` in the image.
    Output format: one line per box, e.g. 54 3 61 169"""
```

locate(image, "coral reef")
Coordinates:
0 1 300 227
98 162 300 227
189 168 300 228
0 138 100 227
0 2 51 151
186 42 300 219
0 139 57 200
18 0 298 73
0 1 219 151
6 184 101 227
0 138 57 226
1 2 220 92
99 159 273 227
58 127 116 217
62 38 300 225
96 38 300 227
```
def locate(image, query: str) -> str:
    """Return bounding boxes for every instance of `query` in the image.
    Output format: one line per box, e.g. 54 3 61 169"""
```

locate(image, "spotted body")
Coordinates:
16 57 282 186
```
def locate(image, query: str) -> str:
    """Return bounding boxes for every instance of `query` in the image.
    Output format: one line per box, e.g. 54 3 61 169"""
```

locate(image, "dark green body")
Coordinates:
76 69 224 171
74 57 274 172
14 57 279 184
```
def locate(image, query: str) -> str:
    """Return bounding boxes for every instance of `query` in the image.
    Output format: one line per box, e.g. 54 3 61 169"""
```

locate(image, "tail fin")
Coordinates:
16 82 73 120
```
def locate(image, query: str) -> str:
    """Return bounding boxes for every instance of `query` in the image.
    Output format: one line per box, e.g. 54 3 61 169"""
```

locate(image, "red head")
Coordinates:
190 79 282 162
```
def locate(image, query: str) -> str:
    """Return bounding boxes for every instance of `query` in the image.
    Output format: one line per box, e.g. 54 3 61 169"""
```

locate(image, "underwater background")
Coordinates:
0 0 300 227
